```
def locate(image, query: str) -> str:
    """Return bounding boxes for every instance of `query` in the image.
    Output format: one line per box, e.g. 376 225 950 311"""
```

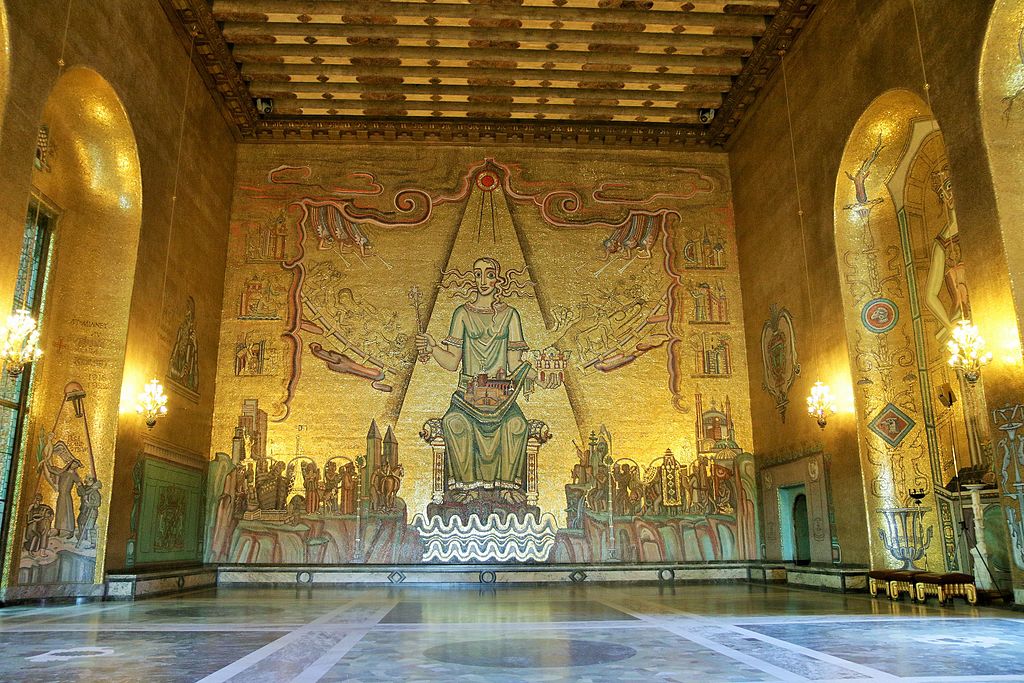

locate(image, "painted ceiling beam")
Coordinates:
211 0 770 34
271 99 703 122
232 44 745 73
514 0 779 11
275 110 696 125
219 22 756 56
248 81 724 107
240 63 737 89
159 0 817 146
212 0 781 16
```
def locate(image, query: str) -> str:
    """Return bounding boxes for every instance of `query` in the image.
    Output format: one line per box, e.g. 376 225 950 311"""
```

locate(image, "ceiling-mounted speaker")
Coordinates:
254 97 274 115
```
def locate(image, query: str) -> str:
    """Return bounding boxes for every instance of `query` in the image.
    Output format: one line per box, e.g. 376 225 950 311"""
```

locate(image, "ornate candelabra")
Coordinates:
878 489 933 569
134 378 168 428
806 381 835 429
947 320 991 384
0 309 43 377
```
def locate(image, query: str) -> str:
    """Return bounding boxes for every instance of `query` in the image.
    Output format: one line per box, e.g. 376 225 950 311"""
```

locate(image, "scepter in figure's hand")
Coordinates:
408 286 430 363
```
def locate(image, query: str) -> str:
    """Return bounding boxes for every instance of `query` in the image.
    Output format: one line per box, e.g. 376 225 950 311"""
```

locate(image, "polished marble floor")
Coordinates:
0 583 1021 682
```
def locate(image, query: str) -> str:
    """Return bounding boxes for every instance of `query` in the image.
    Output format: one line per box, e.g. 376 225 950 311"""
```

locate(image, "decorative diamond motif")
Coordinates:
868 403 916 447
387 571 406 584
568 570 587 583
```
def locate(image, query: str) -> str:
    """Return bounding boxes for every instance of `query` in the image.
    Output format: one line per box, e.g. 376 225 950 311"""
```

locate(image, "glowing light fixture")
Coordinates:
946 319 991 383
806 381 835 429
135 378 168 428
0 309 43 377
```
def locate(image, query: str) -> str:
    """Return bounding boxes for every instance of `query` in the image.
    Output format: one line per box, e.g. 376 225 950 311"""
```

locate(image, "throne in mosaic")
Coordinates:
419 417 550 514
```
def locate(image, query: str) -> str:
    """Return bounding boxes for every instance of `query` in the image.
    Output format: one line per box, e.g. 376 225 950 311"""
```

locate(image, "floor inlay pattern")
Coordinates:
0 584 1020 682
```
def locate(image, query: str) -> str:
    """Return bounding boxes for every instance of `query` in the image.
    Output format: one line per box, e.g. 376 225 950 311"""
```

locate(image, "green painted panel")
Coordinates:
135 458 203 565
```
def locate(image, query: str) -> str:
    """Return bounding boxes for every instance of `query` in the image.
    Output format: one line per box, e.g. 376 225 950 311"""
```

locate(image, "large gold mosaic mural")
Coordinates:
208 148 757 564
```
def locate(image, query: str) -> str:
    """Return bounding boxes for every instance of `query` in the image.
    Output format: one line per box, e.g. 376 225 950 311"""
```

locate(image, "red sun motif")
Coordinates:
475 171 499 192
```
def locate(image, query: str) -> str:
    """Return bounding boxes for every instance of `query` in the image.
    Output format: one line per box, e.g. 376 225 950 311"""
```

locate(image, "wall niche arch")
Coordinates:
5 66 142 596
833 89 989 573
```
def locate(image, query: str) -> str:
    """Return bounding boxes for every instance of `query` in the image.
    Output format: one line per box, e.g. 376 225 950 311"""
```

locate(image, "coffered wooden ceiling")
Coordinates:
161 0 818 148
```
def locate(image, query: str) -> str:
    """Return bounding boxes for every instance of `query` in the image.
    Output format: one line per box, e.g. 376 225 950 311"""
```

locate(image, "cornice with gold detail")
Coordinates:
706 0 820 146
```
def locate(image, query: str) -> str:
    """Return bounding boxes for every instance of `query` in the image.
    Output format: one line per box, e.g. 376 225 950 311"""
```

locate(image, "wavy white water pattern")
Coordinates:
412 512 558 562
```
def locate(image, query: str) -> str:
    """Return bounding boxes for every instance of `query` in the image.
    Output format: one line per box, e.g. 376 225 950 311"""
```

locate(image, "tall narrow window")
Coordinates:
0 198 54 556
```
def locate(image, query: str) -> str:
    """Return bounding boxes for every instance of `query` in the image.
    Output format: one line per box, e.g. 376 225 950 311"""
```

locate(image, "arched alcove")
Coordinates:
833 89 978 572
8 67 142 592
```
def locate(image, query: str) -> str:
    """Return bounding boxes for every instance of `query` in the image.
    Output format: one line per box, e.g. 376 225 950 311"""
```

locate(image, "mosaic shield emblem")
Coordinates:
861 298 899 334
760 304 800 422
868 403 916 447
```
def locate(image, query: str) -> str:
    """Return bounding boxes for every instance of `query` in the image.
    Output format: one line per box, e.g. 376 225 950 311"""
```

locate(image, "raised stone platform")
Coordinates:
105 565 217 600
95 561 865 598
216 561 791 586
783 564 869 592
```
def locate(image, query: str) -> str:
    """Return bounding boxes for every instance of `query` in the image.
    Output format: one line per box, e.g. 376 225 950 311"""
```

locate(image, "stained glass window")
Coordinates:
0 198 53 553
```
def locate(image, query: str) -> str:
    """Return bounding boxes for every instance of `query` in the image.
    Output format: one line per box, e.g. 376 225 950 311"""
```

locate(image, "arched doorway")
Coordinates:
2 67 142 595
792 494 811 566
778 484 806 563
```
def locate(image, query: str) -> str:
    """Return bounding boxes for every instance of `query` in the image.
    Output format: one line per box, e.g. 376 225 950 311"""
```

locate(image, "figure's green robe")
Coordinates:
441 302 530 491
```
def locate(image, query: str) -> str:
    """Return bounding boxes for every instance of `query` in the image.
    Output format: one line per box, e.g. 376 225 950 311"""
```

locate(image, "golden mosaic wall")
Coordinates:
831 93 991 572
10 67 143 588
731 0 1024 583
0 0 236 598
210 144 756 563
980 0 1024 599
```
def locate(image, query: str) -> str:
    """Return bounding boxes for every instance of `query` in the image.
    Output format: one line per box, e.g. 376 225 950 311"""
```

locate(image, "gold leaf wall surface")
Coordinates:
214 145 752 531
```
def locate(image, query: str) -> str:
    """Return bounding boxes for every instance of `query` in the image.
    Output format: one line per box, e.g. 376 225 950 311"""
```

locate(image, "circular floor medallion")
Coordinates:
424 638 636 668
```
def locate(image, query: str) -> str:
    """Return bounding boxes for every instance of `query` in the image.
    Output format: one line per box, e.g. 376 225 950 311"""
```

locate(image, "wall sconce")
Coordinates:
947 320 991 383
0 309 43 377
134 378 168 428
806 381 835 429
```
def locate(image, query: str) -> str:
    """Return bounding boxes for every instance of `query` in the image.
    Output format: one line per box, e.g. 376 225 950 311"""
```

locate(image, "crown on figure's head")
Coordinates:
537 346 570 361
